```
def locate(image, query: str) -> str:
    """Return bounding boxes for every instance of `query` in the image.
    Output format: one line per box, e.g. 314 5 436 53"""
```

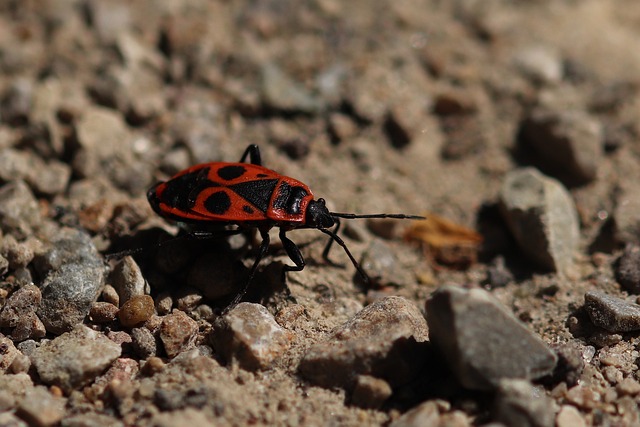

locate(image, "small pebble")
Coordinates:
388 401 451 427
584 291 640 332
556 405 587 427
35 228 105 334
426 286 557 390
615 244 640 294
300 296 428 390
616 377 640 396
493 379 555 427
16 386 66 427
212 302 293 371
90 302 119 323
159 311 198 358
499 168 579 274
110 256 147 306
31 325 121 392
141 356 165 376
519 108 602 186
0 284 45 341
350 375 392 409
101 284 120 307
155 291 173 315
118 295 155 327
0 334 20 373
131 327 157 359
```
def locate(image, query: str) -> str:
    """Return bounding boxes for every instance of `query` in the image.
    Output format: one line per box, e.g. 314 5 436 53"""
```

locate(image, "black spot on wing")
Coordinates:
243 205 254 214
161 167 216 211
228 179 278 213
204 191 231 215
217 165 246 181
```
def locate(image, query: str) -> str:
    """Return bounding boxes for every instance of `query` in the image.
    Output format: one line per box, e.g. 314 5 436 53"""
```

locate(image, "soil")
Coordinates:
1 1 640 426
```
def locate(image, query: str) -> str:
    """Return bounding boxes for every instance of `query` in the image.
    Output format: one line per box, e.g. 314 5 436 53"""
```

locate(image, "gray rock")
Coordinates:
16 386 66 427
426 286 557 390
159 311 199 358
615 244 640 294
0 180 42 239
299 296 429 390
499 168 579 273
520 109 603 186
493 379 555 427
31 325 121 392
584 291 640 332
212 303 293 371
36 229 105 334
612 181 640 245
110 256 148 305
131 327 157 359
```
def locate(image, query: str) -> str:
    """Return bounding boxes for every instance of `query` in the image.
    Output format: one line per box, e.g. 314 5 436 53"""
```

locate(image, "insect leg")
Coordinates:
318 227 371 286
229 227 271 307
238 144 262 165
321 217 340 263
278 229 305 301
279 229 305 275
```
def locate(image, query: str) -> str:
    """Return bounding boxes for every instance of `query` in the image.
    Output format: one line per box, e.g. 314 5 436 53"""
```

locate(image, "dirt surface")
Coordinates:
1 1 640 426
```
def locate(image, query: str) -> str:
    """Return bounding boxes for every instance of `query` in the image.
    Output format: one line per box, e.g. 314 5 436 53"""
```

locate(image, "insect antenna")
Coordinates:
318 227 371 285
330 212 425 220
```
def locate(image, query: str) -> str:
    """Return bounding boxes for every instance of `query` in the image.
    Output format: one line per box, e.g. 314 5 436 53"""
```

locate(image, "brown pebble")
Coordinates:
90 302 119 323
118 295 155 327
142 356 165 375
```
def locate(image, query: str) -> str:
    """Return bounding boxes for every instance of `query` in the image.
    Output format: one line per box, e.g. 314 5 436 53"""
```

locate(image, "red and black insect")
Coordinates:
148 145 423 304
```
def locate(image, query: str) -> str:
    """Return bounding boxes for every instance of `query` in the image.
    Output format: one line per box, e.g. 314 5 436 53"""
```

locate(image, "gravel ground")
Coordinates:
1 1 640 426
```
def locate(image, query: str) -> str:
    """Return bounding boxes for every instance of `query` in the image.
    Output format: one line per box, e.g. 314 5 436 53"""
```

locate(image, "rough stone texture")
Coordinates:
0 180 42 239
16 386 66 427
583 291 640 332
299 296 429 390
35 228 105 334
493 379 556 427
159 311 199 358
110 256 148 306
556 405 587 427
0 284 46 342
212 302 293 371
31 325 121 392
499 167 579 273
426 286 557 390
90 302 119 323
520 108 603 186
615 244 640 294
612 180 640 245
131 326 157 359
0 333 21 373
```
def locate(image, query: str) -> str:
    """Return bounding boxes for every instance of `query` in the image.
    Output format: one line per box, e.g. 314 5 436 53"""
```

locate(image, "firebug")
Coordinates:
147 144 423 304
